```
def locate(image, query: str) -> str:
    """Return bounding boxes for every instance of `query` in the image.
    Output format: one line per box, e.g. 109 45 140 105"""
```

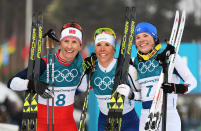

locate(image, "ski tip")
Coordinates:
125 6 136 11
125 7 130 11
32 10 43 18
182 10 186 16
131 6 136 11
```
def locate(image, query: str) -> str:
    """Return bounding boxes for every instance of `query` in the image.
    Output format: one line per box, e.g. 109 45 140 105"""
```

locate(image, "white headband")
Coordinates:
60 27 82 44
95 33 116 47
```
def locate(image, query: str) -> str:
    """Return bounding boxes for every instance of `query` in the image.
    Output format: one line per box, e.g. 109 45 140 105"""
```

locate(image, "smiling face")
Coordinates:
135 32 155 54
95 41 115 68
59 38 81 61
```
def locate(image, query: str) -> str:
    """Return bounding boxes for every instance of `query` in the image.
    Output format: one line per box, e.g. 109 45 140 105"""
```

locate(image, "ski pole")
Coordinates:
78 53 97 131
161 62 168 131
46 35 50 131
51 39 55 131
46 29 58 131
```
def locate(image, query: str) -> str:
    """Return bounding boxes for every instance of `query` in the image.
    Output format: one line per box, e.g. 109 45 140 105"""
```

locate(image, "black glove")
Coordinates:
129 92 135 100
161 83 188 94
82 53 97 74
155 44 175 64
28 80 54 99
129 58 134 65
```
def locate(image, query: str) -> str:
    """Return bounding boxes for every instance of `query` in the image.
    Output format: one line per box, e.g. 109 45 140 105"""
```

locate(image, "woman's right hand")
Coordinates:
28 80 54 99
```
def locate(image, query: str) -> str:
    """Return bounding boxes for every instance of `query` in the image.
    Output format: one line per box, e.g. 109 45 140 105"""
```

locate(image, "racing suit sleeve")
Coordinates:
172 54 197 94
128 64 142 101
7 58 46 91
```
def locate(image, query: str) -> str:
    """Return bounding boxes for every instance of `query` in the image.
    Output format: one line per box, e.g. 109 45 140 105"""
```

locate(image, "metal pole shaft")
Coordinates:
46 36 50 131
51 40 55 131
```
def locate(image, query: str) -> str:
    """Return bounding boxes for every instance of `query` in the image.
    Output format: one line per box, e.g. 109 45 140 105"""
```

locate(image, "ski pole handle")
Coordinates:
46 36 50 49
91 53 97 72
52 39 55 48
43 29 59 42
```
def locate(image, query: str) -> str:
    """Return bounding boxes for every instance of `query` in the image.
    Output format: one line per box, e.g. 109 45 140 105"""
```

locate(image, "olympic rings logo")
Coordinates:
94 76 114 90
138 59 159 74
54 69 78 82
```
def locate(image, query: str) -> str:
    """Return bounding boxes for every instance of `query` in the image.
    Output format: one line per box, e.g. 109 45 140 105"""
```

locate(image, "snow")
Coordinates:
0 123 19 131
0 82 23 108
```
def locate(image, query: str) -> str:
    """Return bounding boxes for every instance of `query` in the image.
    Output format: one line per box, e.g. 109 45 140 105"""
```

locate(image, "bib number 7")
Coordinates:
146 85 153 97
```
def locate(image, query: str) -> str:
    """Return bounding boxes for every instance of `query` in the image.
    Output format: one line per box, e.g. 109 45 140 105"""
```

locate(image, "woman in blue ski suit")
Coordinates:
132 22 197 131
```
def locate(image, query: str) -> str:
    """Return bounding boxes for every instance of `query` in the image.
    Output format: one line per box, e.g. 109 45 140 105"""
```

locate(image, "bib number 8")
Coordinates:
56 94 66 106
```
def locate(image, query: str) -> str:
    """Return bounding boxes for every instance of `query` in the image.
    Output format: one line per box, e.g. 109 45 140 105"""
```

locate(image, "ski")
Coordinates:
30 13 43 131
105 7 136 131
144 10 186 131
21 12 43 131
161 10 186 131
21 14 37 131
168 10 186 80
144 10 179 131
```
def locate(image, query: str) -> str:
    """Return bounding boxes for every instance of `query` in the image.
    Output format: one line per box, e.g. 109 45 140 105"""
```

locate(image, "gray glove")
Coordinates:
28 80 54 99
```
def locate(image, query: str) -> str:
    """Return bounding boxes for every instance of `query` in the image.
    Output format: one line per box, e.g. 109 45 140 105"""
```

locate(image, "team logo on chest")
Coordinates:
138 59 159 74
94 76 114 90
54 69 78 82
